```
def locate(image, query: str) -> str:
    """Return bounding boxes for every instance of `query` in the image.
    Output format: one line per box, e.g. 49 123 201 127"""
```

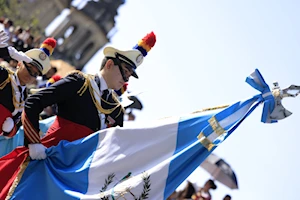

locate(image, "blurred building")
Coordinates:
19 0 72 31
20 0 125 70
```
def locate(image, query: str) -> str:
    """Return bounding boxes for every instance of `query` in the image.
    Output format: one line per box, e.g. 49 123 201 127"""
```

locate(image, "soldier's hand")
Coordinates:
28 143 47 160
0 30 32 63
2 117 14 133
0 30 9 48
8 46 32 63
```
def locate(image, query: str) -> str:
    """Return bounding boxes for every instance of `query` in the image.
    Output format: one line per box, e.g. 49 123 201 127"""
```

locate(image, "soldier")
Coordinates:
0 30 56 138
21 32 156 160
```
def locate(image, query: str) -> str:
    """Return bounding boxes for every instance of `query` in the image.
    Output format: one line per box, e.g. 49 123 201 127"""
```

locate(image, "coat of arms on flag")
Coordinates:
97 172 151 200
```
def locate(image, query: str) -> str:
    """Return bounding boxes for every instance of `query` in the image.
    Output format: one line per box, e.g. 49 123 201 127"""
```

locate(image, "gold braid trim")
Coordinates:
0 76 10 90
0 66 14 90
11 76 24 110
5 66 15 75
208 116 225 137
115 105 124 118
0 67 25 111
111 92 125 113
78 79 88 96
6 157 30 200
197 132 215 151
192 104 230 114
101 96 119 106
66 69 82 76
71 71 124 115
87 80 121 115
9 73 24 110
0 71 24 109
158 104 230 120
66 70 89 96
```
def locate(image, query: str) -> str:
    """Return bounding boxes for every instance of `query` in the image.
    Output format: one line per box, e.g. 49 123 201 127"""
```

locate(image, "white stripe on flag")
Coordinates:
84 116 180 200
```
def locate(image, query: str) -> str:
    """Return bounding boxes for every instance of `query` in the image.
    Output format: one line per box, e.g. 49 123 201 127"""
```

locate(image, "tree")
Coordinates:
0 0 41 36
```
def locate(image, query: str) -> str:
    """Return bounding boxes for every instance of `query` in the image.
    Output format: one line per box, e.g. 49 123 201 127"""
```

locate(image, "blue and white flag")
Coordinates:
4 69 290 199
0 116 54 157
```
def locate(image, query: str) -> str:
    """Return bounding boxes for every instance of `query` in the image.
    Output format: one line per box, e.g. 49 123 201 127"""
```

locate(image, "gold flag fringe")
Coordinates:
6 157 30 200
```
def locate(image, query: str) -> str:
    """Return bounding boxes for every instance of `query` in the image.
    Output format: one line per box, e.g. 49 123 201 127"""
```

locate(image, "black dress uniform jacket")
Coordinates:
23 72 124 144
0 67 28 124
0 47 27 134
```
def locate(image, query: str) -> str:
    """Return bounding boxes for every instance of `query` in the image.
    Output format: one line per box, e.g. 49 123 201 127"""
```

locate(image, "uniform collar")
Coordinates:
97 73 111 95
98 74 108 91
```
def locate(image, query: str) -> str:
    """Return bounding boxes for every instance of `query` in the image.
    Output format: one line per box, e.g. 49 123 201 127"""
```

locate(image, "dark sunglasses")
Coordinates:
113 59 133 73
109 57 132 82
24 62 40 78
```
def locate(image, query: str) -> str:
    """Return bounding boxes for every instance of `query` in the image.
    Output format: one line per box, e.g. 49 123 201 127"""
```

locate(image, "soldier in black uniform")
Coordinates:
0 31 56 138
22 32 157 160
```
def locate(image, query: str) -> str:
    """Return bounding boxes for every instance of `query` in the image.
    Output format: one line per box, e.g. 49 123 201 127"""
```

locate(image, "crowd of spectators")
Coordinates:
0 17 43 72
167 180 232 200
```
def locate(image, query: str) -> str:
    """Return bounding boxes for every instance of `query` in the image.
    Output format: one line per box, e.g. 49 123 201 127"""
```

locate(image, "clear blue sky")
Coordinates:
50 0 300 199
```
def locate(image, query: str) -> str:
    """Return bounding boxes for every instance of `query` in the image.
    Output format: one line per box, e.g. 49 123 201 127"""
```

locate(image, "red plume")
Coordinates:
43 38 56 49
142 32 156 48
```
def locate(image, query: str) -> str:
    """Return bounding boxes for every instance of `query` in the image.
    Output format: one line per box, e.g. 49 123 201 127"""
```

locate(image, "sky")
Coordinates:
47 0 300 199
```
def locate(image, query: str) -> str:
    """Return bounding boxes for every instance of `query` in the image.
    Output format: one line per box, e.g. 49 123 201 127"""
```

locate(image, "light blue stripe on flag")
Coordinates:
10 132 99 200
164 110 218 199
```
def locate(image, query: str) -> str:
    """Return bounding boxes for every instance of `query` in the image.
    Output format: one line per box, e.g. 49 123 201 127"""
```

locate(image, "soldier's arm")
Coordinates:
0 66 14 135
22 72 86 144
0 30 31 63
0 47 10 58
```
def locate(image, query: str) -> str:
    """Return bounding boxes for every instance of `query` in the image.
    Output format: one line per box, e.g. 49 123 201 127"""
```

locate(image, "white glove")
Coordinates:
2 117 14 133
28 143 47 160
8 46 32 63
0 30 9 48
0 30 32 63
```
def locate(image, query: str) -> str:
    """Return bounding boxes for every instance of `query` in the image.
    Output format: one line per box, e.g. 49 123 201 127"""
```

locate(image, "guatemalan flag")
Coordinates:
1 69 290 200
